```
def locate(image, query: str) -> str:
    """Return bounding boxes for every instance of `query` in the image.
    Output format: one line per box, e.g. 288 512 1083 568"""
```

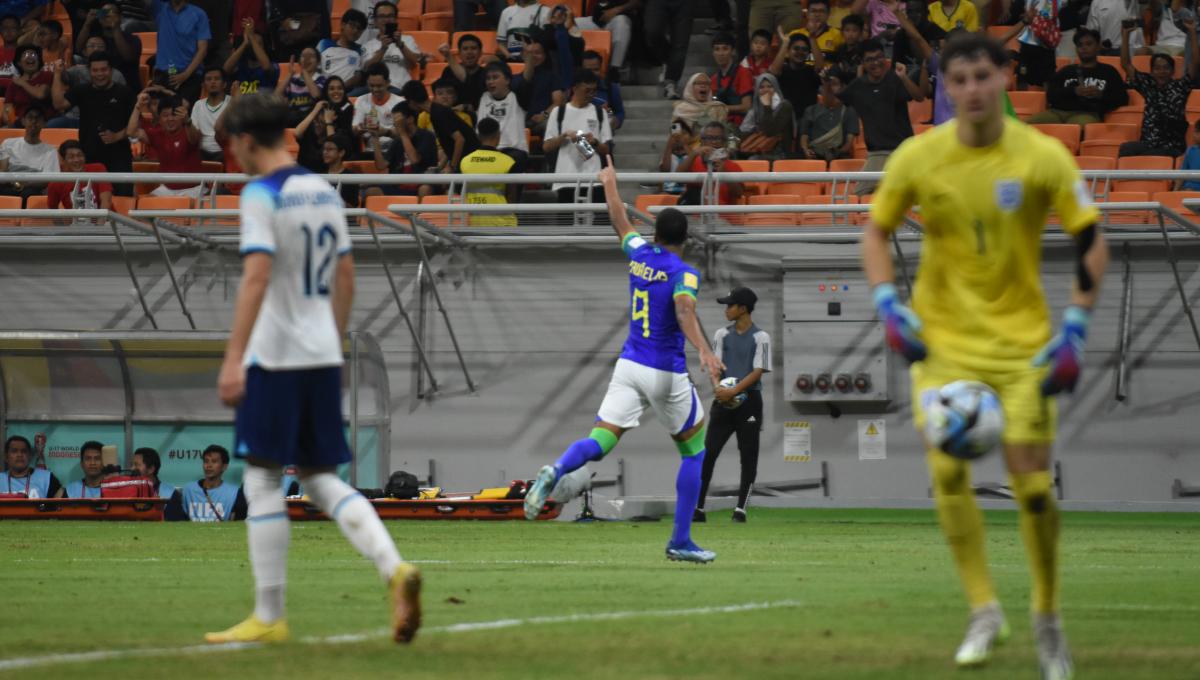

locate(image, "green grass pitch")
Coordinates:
2 509 1198 679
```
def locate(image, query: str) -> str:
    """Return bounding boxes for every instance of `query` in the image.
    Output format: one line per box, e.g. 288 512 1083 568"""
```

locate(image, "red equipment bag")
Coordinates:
100 476 156 499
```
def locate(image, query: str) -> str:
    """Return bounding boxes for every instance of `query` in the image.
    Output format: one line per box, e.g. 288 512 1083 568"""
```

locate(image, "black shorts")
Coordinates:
1017 42 1056 87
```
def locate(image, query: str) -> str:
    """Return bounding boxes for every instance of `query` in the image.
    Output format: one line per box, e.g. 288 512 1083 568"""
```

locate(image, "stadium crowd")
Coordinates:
1 0 1200 213
0 434 284 521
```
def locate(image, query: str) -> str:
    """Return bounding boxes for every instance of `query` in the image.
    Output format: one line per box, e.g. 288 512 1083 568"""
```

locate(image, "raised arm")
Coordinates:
51 63 71 111
1120 21 1136 80
769 25 789 76
895 63 925 101
597 156 635 242
1186 17 1200 80
224 37 249 75
125 91 151 141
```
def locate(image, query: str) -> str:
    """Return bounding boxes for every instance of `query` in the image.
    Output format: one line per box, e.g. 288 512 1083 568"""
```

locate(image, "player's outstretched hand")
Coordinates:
700 350 725 384
218 359 246 407
597 156 617 189
872 282 927 363
1033 305 1089 396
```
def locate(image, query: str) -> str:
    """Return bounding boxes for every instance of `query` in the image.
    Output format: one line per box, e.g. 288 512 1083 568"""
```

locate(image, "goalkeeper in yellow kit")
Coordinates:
861 34 1109 680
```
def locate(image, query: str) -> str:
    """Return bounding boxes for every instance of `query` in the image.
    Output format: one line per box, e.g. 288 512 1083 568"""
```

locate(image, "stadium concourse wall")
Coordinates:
1 236 1198 511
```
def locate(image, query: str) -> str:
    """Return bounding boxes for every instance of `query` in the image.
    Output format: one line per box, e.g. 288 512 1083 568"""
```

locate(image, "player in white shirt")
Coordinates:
496 0 548 61
190 66 231 160
477 61 529 152
544 69 612 197
206 93 420 647
0 107 60 174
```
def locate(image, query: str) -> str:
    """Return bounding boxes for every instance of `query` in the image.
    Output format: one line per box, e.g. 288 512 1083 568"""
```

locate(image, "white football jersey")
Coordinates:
239 166 352 370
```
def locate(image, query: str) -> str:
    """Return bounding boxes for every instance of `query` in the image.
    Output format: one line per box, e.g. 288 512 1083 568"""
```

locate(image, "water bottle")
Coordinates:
572 130 596 160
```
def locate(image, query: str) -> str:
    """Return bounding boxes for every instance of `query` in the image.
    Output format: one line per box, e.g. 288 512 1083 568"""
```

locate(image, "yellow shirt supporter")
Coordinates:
460 147 517 227
928 0 979 33
789 25 844 56
869 119 1099 371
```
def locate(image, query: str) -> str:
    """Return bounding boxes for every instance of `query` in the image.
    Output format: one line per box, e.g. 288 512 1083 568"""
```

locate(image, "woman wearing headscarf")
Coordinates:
737 72 793 160
672 73 729 129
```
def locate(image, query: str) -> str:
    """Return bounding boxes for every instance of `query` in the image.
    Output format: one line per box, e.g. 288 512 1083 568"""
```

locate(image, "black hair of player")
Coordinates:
789 32 812 49
750 29 772 43
364 62 390 82
841 14 865 31
580 49 603 64
0 14 19 26
223 93 289 148
476 116 500 138
485 59 512 80
86 50 111 68
40 19 62 37
160 95 184 111
58 139 82 157
432 78 459 94
808 0 830 11
203 64 225 79
711 31 736 48
457 32 482 50
654 208 688 247
5 435 32 454
1072 27 1101 47
399 79 429 103
939 33 1010 70
81 440 104 456
374 0 397 13
134 447 161 475
342 9 368 28
204 444 230 465
23 105 45 119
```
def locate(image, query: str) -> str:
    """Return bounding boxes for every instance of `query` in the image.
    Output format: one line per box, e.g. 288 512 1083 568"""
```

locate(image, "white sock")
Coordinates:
304 473 403 582
243 465 290 624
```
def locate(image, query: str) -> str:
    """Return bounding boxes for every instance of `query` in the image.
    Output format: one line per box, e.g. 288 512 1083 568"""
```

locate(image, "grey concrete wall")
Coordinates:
2 236 1198 506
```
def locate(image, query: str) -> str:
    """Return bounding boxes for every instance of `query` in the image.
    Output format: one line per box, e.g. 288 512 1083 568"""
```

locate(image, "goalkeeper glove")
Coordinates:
872 282 927 363
1033 305 1090 396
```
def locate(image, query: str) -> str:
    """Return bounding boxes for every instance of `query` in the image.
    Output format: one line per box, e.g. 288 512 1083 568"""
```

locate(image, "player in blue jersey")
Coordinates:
523 157 726 563
204 93 421 646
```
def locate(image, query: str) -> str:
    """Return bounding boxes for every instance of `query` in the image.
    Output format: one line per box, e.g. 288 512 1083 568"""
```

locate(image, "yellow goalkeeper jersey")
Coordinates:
869 118 1100 370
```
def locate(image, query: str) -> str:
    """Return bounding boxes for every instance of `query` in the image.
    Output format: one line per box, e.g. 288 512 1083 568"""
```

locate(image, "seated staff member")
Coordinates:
0 435 64 498
65 441 107 498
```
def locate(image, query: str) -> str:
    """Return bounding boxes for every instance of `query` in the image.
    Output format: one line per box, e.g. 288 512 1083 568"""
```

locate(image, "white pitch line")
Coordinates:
0 600 803 672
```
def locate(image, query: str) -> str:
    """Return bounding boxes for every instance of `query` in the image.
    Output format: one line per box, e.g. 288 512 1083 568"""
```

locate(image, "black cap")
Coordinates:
717 287 757 308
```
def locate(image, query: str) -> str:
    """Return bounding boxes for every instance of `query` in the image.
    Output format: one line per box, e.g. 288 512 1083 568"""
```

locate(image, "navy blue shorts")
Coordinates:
234 366 351 468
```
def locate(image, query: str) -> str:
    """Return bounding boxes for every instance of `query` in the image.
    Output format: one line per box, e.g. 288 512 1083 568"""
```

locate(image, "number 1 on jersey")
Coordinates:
301 223 337 297
632 289 650 338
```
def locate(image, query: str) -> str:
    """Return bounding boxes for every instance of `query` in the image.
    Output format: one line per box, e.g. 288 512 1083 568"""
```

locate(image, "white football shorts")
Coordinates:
596 358 704 435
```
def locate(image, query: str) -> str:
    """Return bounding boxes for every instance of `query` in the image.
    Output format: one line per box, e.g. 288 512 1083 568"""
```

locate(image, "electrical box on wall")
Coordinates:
783 258 890 404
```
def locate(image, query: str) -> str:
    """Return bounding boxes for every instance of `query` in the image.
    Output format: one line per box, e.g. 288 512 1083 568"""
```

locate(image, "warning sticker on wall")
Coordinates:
783 421 812 462
858 419 886 460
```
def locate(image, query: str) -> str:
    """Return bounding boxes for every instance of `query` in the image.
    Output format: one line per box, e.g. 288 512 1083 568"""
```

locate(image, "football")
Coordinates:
922 381 1005 460
718 377 747 408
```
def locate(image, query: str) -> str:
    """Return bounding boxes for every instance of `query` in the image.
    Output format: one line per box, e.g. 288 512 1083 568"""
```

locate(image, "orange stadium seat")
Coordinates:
21 195 52 226
1097 55 1125 79
828 158 865 197
798 195 859 227
421 0 454 32
908 98 932 125
451 31 497 58
1009 91 1047 117
1078 139 1122 158
987 24 1018 52
396 0 423 31
1114 156 1173 195
745 194 802 226
634 194 678 214
136 195 195 225
1084 123 1139 143
1102 191 1152 224
1106 92 1145 128
1153 190 1200 216
0 195 22 226
365 194 419 220
852 133 866 159
581 30 611 71
1188 89 1200 114
1032 123 1081 154
40 129 78 146
418 194 450 227
769 159 826 197
0 129 21 142
1055 56 1073 70
408 31 449 61
732 159 771 196
133 160 160 196
110 195 134 216
423 61 450 84
344 160 382 174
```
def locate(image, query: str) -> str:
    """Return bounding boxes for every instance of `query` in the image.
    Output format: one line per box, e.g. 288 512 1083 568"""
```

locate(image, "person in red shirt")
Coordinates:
125 90 204 198
679 121 744 207
709 32 753 127
739 30 773 79
3 46 51 126
47 140 114 210
0 15 21 91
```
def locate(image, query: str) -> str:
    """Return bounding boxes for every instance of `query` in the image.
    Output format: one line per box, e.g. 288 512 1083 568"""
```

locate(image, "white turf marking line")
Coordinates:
8 558 614 566
0 600 804 672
